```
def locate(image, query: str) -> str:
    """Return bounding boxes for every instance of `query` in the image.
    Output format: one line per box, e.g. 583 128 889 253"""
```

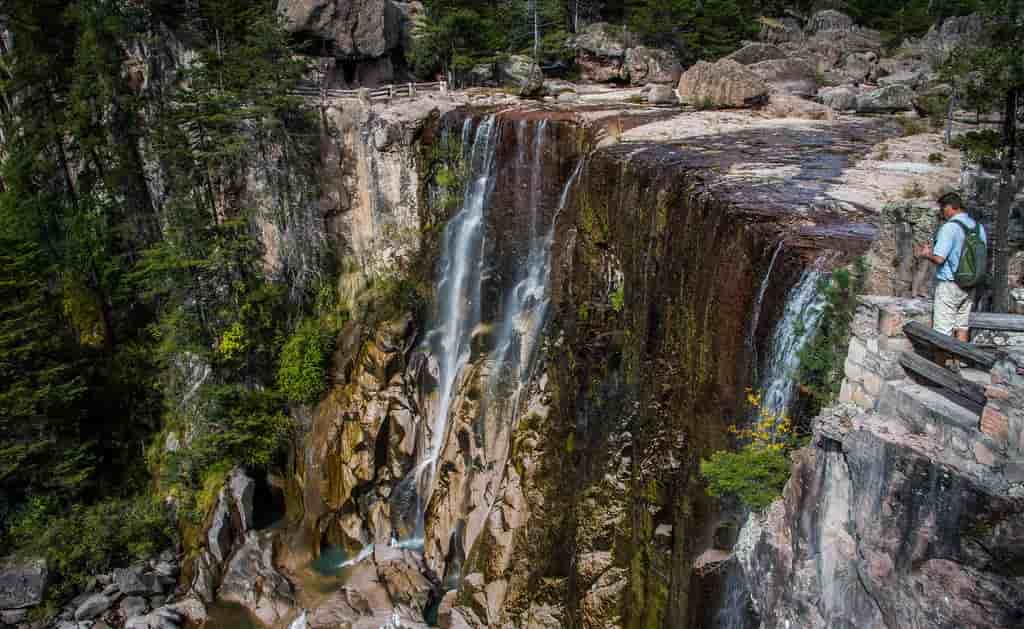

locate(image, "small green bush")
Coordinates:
192 386 294 469
701 392 800 511
6 494 173 602
951 129 1003 167
277 319 335 405
928 152 945 164
895 117 928 137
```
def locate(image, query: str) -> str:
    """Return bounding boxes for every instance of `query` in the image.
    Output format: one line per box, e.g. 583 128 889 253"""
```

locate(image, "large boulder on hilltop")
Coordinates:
677 58 769 108
856 84 916 112
277 0 401 58
574 22 628 82
747 57 817 96
625 46 682 85
0 557 47 610
498 55 544 96
727 43 787 65
805 9 855 34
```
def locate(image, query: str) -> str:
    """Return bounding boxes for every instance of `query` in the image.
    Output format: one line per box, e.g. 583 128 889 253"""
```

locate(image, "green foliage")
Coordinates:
278 319 336 406
628 0 757 62
928 152 946 163
950 129 1004 166
796 264 865 417
611 285 626 312
191 386 294 469
4 494 173 602
895 116 929 136
700 391 800 510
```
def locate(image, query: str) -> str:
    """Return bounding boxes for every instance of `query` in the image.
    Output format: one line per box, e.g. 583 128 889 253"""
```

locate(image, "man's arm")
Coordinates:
915 244 946 266
917 223 954 266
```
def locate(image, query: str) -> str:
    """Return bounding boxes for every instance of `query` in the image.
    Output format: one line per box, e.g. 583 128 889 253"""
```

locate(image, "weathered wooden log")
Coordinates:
903 321 997 369
969 313 1024 332
898 351 987 410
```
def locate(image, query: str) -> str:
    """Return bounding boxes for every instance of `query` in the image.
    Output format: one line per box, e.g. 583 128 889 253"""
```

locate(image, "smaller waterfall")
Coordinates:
760 268 826 415
746 241 785 370
288 611 308 629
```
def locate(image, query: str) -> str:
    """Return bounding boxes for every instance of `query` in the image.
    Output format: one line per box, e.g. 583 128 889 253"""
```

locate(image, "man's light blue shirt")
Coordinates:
933 212 986 281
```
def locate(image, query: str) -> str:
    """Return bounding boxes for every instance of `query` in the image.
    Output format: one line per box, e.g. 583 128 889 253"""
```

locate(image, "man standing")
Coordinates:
915 188 987 363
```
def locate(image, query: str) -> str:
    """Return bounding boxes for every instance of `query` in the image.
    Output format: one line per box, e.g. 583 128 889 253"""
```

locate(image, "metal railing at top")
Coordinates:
292 81 449 104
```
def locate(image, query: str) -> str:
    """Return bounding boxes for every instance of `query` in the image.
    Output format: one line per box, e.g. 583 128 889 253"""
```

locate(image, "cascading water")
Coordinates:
746 240 785 373
760 267 826 415
716 263 827 629
396 115 500 544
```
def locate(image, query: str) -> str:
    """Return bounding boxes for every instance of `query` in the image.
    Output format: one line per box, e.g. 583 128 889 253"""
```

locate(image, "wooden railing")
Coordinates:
292 81 449 103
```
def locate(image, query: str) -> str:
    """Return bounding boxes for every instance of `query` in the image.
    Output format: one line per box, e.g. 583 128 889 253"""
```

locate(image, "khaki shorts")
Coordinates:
933 281 974 335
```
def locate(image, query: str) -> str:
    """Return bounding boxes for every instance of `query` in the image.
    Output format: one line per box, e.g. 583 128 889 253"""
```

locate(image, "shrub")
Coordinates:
700 391 801 511
6 494 173 602
901 180 925 199
951 129 1003 167
277 319 335 405
895 116 928 137
928 152 945 164
193 386 294 469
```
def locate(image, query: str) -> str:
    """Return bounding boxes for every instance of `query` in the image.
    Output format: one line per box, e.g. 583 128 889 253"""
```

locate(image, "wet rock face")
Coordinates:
737 405 1024 629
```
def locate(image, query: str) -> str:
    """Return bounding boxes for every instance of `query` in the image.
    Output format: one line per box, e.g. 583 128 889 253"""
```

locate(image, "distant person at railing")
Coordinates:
915 186 987 371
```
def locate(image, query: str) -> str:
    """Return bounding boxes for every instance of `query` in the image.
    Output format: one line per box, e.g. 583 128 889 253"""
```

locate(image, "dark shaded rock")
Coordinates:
676 58 769 108
759 16 803 45
74 594 114 621
276 0 401 58
0 557 47 610
113 567 157 596
1 609 29 625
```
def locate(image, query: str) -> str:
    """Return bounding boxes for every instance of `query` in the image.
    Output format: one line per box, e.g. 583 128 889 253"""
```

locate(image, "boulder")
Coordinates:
841 51 877 83
75 594 114 621
1 609 28 625
647 84 678 105
874 54 932 89
817 85 859 111
574 22 628 82
747 57 817 96
918 13 986 66
218 531 296 627
624 47 682 85
856 84 915 113
727 43 787 65
497 55 544 97
124 606 185 629
0 557 47 610
676 58 769 108
764 92 833 120
805 9 855 34
120 596 149 619
114 567 160 596
393 1 425 53
276 0 401 58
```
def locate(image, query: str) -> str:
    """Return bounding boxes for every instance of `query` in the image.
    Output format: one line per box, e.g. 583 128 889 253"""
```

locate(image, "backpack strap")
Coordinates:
949 217 978 236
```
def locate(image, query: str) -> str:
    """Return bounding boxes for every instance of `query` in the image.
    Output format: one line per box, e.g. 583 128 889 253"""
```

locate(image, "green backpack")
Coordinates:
950 218 987 289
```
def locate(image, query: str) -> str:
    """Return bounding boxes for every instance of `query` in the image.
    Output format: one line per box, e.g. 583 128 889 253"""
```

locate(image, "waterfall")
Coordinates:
760 268 826 415
746 240 785 373
715 265 826 629
391 115 500 545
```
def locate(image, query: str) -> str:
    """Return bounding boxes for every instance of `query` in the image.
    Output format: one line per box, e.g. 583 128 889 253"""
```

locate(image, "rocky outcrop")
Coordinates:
498 55 544 96
817 85 859 111
805 9 856 35
218 532 296 626
676 58 769 108
0 558 47 611
855 84 915 112
764 92 833 120
747 57 817 96
574 22 680 85
277 0 401 58
624 46 683 85
737 404 1024 629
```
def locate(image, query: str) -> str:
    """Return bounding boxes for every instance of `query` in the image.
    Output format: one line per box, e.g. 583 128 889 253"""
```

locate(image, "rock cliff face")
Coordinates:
737 403 1024 629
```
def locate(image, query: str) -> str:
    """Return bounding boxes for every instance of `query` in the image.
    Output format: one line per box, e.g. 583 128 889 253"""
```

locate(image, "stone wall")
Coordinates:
839 296 929 410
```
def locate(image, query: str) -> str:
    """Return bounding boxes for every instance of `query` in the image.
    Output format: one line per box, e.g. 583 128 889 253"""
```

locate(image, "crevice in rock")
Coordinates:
838 444 889 627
